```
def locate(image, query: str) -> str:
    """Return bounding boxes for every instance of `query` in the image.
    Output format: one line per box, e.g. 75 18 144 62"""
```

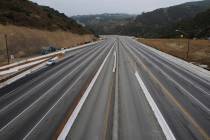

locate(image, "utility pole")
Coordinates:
186 39 190 60
4 34 10 64
175 30 190 60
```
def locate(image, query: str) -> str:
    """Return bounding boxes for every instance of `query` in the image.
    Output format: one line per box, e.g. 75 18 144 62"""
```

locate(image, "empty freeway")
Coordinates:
0 36 210 140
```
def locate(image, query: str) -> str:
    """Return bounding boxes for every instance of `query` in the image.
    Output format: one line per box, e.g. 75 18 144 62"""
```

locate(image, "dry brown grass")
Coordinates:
0 24 96 66
138 38 210 69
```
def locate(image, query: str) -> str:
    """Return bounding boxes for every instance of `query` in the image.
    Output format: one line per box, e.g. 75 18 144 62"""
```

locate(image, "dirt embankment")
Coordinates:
138 38 210 70
0 24 96 66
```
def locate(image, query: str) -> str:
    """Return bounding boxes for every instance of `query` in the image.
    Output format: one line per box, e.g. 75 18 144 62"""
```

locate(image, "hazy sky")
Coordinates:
31 0 199 16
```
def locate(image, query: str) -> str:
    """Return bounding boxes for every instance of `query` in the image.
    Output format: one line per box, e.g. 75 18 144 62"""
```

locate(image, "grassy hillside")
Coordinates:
0 0 96 66
0 25 96 66
0 0 91 34
139 38 210 69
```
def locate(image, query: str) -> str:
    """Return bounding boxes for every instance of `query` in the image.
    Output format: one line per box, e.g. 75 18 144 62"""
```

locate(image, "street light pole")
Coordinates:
4 34 10 64
175 30 190 60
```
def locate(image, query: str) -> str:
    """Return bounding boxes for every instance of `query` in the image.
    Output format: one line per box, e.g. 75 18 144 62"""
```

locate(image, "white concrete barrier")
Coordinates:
0 40 102 71
0 40 102 88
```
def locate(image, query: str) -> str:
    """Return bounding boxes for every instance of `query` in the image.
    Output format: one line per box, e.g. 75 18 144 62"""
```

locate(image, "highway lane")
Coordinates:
0 40 107 97
0 36 210 140
65 38 166 140
126 39 210 101
66 41 115 140
0 41 107 125
120 37 210 140
0 41 107 108
117 39 165 140
0 38 115 139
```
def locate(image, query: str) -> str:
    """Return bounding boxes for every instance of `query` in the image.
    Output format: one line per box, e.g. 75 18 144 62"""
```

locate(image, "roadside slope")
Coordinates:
0 25 95 66
0 0 90 34
0 0 96 66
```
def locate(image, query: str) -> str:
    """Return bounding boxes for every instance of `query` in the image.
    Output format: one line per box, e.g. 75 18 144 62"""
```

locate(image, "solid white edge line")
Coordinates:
57 43 114 140
113 51 117 73
135 71 176 140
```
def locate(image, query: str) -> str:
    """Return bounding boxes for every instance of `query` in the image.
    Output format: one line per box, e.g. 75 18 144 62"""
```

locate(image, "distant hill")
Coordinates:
0 0 91 34
175 8 210 38
124 0 210 38
72 13 136 35
73 0 210 38
135 0 210 25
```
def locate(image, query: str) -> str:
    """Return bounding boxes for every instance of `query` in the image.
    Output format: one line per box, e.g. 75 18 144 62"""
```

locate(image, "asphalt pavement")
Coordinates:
0 36 209 140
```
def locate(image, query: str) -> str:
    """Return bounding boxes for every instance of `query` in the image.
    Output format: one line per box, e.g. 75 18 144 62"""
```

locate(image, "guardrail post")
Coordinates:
4 34 10 64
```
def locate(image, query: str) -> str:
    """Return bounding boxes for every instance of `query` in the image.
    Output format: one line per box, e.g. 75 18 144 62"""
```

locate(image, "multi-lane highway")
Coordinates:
0 36 210 140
